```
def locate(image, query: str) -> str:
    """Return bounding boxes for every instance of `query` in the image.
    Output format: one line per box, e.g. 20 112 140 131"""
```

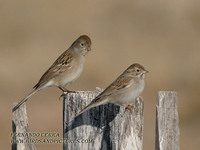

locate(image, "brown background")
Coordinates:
1 0 200 150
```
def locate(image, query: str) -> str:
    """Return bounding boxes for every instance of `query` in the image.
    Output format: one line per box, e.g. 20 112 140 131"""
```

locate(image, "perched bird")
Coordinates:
77 63 148 116
13 35 92 112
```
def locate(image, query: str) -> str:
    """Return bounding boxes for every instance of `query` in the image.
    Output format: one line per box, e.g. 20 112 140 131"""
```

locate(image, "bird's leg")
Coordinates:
59 86 68 93
119 103 133 113
59 86 76 93
59 86 76 100
125 105 134 112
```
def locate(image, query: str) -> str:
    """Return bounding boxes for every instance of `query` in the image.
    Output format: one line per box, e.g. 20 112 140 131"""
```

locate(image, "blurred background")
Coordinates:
1 0 200 149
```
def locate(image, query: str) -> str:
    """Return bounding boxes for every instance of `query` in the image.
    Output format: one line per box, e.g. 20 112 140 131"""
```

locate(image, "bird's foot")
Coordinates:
59 87 75 93
59 87 76 100
119 103 133 113
122 104 134 113
59 93 64 100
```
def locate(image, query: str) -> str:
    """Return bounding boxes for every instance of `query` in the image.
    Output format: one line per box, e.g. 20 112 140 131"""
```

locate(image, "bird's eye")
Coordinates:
80 43 85 47
136 69 140 72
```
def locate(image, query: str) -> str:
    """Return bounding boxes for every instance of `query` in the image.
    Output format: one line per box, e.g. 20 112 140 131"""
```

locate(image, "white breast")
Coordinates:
54 55 85 87
114 79 145 105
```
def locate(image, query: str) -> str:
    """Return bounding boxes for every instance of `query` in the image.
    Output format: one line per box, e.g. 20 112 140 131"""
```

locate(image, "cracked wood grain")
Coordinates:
63 88 144 150
156 91 179 150
12 103 37 150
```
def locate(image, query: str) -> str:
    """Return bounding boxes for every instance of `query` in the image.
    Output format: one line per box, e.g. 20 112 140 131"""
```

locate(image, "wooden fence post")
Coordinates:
12 90 180 150
63 88 144 150
12 103 37 150
155 91 180 150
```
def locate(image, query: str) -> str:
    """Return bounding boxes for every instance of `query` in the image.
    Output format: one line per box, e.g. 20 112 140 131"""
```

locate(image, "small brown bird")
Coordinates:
76 63 148 116
13 35 91 112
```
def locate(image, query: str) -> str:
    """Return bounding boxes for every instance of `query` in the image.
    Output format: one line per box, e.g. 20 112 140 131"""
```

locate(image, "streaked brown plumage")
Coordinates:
13 35 91 112
76 63 148 116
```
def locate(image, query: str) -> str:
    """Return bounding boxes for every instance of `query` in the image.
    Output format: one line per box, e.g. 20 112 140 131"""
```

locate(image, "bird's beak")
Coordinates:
144 70 149 74
86 46 91 51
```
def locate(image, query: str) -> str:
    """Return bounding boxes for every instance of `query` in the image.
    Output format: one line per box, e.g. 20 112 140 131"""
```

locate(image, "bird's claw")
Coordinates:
59 91 76 101
59 93 65 101
124 105 134 113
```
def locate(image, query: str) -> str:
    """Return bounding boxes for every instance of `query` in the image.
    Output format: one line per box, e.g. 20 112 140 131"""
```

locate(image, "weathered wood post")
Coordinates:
12 90 180 150
63 88 144 150
12 103 37 150
155 91 179 150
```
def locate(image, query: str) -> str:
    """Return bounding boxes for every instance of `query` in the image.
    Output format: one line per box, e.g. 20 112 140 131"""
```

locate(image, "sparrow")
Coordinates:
76 63 148 116
13 35 92 112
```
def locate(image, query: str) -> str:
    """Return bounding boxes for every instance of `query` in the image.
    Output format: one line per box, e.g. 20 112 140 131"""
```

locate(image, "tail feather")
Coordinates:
12 89 39 112
75 102 98 117
75 97 107 117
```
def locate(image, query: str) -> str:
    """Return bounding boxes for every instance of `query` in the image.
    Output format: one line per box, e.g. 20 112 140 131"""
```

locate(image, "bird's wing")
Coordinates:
94 74 133 103
75 74 133 117
33 50 74 89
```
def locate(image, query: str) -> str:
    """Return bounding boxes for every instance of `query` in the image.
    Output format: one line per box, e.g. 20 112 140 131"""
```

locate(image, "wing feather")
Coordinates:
94 74 133 102
34 50 74 89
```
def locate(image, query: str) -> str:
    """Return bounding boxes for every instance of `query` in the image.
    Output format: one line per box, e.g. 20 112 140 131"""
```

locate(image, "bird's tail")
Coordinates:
75 97 107 117
12 89 39 112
